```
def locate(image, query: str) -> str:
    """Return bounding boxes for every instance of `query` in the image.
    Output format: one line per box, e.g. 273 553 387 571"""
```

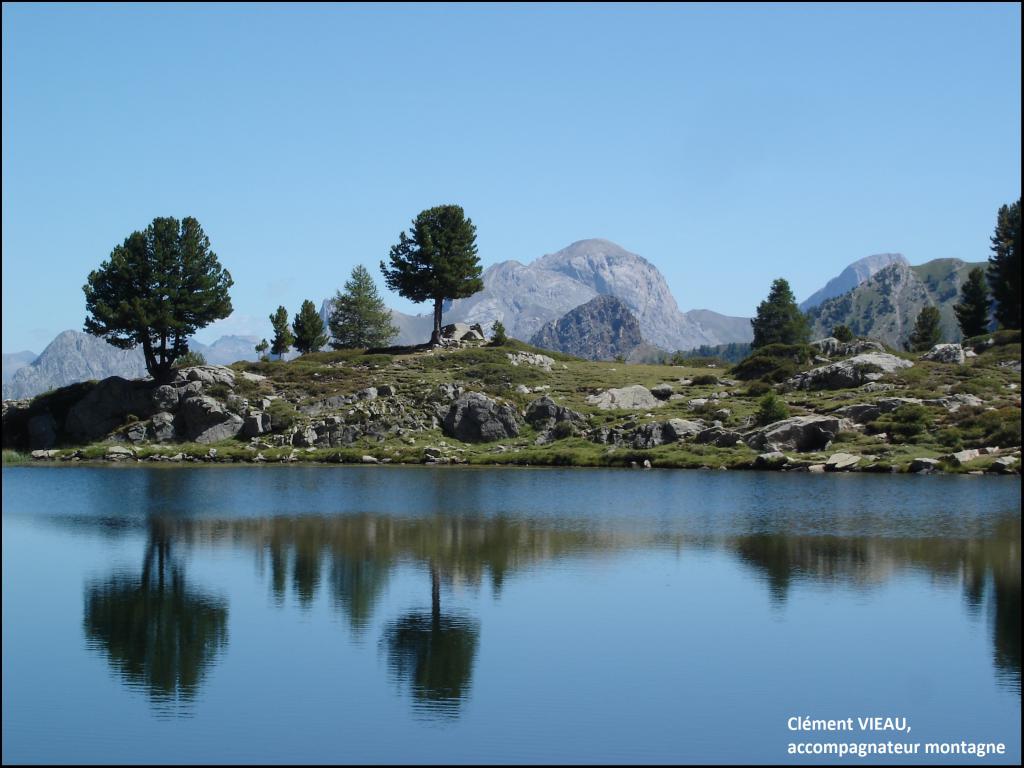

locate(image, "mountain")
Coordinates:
800 253 908 312
3 330 148 400
2 351 36 387
806 258 987 347
530 296 644 361
322 239 752 350
190 335 262 365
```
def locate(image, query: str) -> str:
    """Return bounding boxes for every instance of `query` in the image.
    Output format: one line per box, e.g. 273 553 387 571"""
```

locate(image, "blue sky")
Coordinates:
2 2 1020 352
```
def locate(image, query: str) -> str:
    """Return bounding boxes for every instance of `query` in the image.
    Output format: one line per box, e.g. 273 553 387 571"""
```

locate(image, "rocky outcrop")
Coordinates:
442 392 520 442
786 353 913 390
178 396 244 443
524 397 585 428
64 377 158 443
530 295 643 361
507 352 554 371
920 343 966 365
745 415 843 452
586 385 662 410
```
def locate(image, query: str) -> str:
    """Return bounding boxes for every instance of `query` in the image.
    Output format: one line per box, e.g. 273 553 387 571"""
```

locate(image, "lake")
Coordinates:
2 466 1020 764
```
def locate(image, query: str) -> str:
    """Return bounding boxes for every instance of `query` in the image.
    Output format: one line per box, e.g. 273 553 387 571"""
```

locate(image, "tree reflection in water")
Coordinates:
82 519 228 713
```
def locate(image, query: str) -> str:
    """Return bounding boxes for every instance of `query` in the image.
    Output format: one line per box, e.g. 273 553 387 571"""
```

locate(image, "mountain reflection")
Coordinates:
78 511 1020 715
82 519 228 712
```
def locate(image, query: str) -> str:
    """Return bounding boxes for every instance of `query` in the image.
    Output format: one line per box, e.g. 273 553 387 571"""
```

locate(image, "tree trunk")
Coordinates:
430 297 444 346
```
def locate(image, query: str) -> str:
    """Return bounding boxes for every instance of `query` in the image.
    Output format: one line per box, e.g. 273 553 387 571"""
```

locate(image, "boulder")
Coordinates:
30 449 59 460
909 457 940 473
650 383 674 401
150 411 178 442
125 421 148 445
695 427 743 447
810 337 843 357
786 353 913 390
150 384 180 412
291 425 319 448
524 396 586 428
442 392 520 442
178 365 236 388
106 445 134 460
243 411 271 438
507 351 554 371
754 451 788 469
178 395 244 443
662 419 704 442
920 344 966 365
65 377 158 443
587 385 662 410
991 456 1019 474
361 455 379 464
947 448 980 466
825 452 860 471
632 423 665 449
745 415 843 452
27 412 58 450
832 403 881 424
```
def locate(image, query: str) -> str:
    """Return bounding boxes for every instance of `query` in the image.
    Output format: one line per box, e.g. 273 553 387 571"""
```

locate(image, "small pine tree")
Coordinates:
293 299 328 355
831 324 854 343
255 338 270 361
329 265 399 349
750 278 810 348
269 306 294 360
954 267 991 339
907 306 942 351
173 349 207 368
489 319 508 346
987 198 1021 330
755 391 789 426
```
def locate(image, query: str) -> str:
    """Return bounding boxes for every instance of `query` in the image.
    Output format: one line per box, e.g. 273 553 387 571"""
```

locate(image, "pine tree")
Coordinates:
328 265 399 349
953 267 991 339
750 278 810 348
489 319 508 346
987 198 1021 329
381 204 483 345
255 338 270 361
269 306 293 360
831 324 854 343
907 306 942 351
293 299 328 355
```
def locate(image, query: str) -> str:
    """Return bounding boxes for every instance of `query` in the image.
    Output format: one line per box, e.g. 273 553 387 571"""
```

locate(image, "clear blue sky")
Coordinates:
2 2 1020 352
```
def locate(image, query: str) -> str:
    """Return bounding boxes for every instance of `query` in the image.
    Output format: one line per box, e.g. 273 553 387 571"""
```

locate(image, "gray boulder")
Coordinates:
909 457 941 473
920 344 965 365
179 395 244 443
524 396 585 428
150 412 177 442
27 412 57 450
65 377 158 443
662 418 704 442
125 421 148 445
650 383 674 401
178 365 236 388
442 392 520 442
632 422 665 449
825 452 860 471
754 451 788 469
243 411 271 438
150 384 180 411
947 448 980 466
786 353 913 390
695 426 743 447
586 384 662 410
746 415 843 452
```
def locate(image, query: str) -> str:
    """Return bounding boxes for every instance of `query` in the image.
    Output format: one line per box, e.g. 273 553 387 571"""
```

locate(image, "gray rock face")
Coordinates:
650 383 674 401
920 344 966 365
663 419 704 441
947 448 980 466
586 385 662 410
65 377 158 443
2 351 36 388
178 365 236 388
507 352 554 371
151 385 180 412
825 453 861 471
786 353 913 390
243 411 271 438
179 396 244 443
800 253 908 312
909 457 940 473
524 397 585 428
746 415 843 452
442 392 520 443
695 427 743 447
150 412 177 442
27 412 57 450
530 295 643 361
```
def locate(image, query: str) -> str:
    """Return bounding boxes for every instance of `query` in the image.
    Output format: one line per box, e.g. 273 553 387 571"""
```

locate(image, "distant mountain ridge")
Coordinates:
530 296 644 361
800 253 908 312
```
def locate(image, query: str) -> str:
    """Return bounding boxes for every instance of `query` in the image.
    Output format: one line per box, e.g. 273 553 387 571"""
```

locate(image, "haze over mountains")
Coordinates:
3 239 991 399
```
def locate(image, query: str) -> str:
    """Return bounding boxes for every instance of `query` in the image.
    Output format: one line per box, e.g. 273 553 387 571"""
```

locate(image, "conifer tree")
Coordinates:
987 198 1021 329
907 306 942 351
329 265 399 349
953 267 991 339
269 306 293 360
255 338 270 361
750 278 810 348
293 299 328 355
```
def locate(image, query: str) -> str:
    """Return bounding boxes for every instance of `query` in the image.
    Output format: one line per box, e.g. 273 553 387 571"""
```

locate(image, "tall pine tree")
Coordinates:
269 306 293 360
907 306 942 351
750 278 810 348
329 265 399 349
953 267 991 339
293 299 328 355
987 198 1021 329
381 204 483 345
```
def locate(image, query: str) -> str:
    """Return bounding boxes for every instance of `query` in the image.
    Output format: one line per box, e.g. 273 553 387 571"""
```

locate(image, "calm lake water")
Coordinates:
2 466 1020 764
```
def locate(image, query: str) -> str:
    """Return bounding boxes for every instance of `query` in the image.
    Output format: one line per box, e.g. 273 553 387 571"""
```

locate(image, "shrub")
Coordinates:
832 324 854 343
755 392 790 426
870 404 933 441
691 374 720 386
551 420 576 440
174 350 207 368
745 380 773 397
266 399 299 432
731 343 813 382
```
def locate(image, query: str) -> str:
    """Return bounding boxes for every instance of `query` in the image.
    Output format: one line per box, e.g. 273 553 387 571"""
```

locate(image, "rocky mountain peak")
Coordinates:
530 295 644 361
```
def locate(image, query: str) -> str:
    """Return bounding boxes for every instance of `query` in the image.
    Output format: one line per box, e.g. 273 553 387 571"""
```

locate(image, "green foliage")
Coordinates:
269 306 294 359
731 343 813 382
744 380 773 397
676 343 752 365
293 299 328 355
870 404 933 441
551 420 576 440
489 319 508 346
329 265 399 349
173 350 207 368
691 374 720 386
255 338 270 361
83 216 233 383
266 399 299 432
987 197 1021 329
381 204 483 344
750 278 810 348
907 306 942 351
954 267 991 339
831 324 854 343
755 391 790 426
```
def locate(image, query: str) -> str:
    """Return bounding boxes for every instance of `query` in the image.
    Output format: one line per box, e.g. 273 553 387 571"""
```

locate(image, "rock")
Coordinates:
178 395 244 443
662 419 704 442
506 351 554 371
376 384 394 397
587 385 662 410
27 412 57 450
754 451 787 469
442 392 520 442
650 383 674 401
810 337 844 357
921 344 966 365
530 295 643 361
808 464 826 473
833 403 881 424
150 412 177 442
909 457 940 473
642 459 652 469
632 422 665 449
825 453 860 471
242 411 271 438
786 353 913 390
947 448 980 466
695 427 743 447
179 365 236 388
30 449 59 460
356 387 378 401
105 445 134 460
991 456 1019 474
125 421 148 444
150 384 179 411
713 408 731 421
524 396 586 428
745 415 843 452
360 455 379 464
65 377 158 443
687 398 708 408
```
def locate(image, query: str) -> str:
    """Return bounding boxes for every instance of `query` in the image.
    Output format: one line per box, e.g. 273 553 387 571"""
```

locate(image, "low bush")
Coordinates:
731 343 813 382
266 399 299 432
755 392 790 426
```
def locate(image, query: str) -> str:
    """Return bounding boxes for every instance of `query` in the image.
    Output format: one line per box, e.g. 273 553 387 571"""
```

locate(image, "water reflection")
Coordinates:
82 519 228 713
72 508 1020 718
